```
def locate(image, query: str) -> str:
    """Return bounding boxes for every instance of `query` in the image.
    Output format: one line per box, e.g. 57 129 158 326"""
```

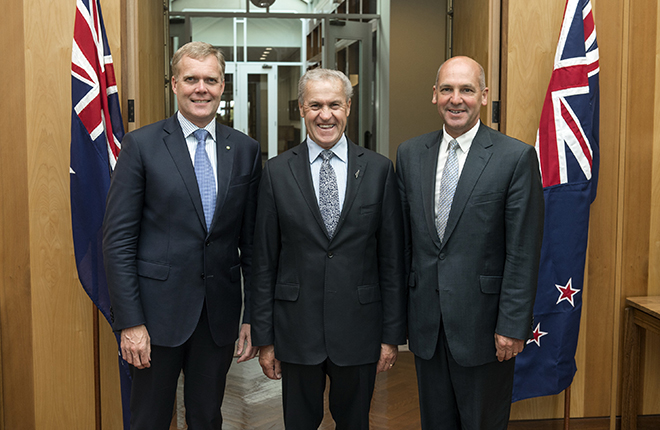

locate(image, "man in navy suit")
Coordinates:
396 56 544 429
103 42 261 429
251 68 406 429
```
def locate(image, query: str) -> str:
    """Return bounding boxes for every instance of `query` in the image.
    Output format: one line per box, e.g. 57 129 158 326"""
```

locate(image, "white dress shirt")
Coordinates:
434 121 481 214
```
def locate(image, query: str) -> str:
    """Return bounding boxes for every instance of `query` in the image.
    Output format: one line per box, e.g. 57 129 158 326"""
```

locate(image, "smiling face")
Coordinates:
171 55 225 128
432 56 488 139
299 78 351 150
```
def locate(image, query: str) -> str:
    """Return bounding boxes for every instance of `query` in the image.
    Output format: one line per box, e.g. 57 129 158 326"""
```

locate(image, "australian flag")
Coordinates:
70 0 131 427
512 0 600 402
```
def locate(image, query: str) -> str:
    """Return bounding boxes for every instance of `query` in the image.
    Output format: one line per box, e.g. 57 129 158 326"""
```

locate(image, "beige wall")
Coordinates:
388 0 447 160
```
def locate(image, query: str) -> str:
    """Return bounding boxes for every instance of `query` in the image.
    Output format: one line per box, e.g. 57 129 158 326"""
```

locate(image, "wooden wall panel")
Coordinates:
453 0 491 126
645 0 660 415
628 0 660 417
23 0 96 427
100 314 123 430
503 0 564 146
581 0 622 419
137 0 167 127
0 0 35 428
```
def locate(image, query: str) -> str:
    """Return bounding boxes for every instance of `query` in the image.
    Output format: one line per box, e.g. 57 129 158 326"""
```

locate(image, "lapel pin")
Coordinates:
355 170 360 179
226 146 231 150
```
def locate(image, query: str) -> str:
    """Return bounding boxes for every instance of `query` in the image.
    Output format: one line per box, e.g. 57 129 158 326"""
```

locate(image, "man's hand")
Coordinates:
258 344 282 380
494 333 524 362
376 343 398 374
236 323 259 363
121 325 151 369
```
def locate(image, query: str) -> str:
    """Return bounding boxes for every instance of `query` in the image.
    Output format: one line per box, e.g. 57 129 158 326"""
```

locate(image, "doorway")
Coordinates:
167 1 382 154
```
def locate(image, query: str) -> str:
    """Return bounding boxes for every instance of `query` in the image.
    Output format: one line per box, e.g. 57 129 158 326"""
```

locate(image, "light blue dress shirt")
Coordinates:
307 135 348 211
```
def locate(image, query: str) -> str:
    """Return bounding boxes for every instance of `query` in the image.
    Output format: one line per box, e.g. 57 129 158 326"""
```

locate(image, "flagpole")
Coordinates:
93 304 102 430
564 385 571 430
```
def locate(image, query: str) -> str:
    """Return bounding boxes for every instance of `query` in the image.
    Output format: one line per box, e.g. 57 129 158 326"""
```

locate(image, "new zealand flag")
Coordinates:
70 0 131 427
512 0 600 402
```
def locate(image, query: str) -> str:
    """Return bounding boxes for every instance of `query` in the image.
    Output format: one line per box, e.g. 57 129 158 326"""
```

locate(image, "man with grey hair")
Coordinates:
104 41 261 429
251 68 406 429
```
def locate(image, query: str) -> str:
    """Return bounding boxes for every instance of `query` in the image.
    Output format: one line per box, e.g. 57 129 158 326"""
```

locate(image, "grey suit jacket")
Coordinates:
396 122 544 367
103 114 262 348
251 139 406 366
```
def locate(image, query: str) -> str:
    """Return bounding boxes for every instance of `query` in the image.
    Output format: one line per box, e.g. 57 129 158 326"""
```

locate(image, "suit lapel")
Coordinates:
162 116 207 230
334 139 366 237
288 141 328 235
441 124 493 247
213 123 235 228
421 131 442 248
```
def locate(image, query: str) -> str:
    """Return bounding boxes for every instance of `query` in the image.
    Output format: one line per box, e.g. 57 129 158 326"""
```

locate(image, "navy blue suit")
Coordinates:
103 114 261 429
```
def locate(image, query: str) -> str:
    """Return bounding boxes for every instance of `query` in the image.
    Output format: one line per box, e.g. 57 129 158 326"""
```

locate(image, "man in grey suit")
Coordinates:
396 56 544 429
103 42 260 429
251 68 406 429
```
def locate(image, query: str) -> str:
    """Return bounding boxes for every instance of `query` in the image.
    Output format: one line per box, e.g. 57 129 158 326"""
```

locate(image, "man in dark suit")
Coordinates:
103 42 261 429
251 68 406 430
396 56 544 429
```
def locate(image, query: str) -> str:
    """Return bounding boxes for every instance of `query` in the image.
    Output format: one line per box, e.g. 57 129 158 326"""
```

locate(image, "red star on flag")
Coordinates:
555 278 581 307
526 323 548 347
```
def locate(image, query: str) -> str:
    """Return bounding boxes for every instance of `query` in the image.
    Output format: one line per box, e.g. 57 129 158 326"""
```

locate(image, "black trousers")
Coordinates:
128 304 234 430
280 358 378 430
415 328 515 430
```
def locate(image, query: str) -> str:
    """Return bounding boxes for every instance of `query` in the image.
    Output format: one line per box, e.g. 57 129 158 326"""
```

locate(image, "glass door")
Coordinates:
225 63 277 161
324 20 375 150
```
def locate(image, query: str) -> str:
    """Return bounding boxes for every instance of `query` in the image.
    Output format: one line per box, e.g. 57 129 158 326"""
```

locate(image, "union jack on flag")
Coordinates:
512 0 600 402
70 0 130 427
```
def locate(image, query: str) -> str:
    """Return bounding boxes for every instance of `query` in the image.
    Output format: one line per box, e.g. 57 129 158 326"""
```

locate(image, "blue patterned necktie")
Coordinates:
193 129 216 231
436 139 460 242
319 149 340 238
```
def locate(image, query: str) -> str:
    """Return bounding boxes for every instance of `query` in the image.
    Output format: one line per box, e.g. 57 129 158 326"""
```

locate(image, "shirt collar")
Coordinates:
442 121 480 153
307 134 348 164
177 111 217 141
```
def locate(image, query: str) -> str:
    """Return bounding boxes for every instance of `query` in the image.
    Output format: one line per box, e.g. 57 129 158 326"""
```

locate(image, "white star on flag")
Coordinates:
527 323 549 347
555 277 581 307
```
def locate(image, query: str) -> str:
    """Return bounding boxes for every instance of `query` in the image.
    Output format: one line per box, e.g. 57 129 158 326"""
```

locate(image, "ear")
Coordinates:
481 87 489 106
299 101 304 118
171 75 178 95
431 85 438 104
345 98 352 117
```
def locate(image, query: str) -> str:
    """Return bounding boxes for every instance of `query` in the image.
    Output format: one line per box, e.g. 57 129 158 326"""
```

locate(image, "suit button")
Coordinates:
328 252 334 258
438 253 446 260
201 273 205 280
205 240 211 247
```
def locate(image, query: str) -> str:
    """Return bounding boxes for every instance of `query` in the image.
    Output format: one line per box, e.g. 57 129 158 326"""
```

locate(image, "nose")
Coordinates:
449 90 462 104
319 105 333 119
194 80 208 93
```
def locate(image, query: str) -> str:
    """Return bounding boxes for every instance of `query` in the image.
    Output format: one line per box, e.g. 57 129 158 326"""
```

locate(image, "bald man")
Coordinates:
396 56 544 429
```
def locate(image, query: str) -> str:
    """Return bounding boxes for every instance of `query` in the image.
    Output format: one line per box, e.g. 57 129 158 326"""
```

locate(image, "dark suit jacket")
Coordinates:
103 114 262 348
250 139 406 367
396 122 544 367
